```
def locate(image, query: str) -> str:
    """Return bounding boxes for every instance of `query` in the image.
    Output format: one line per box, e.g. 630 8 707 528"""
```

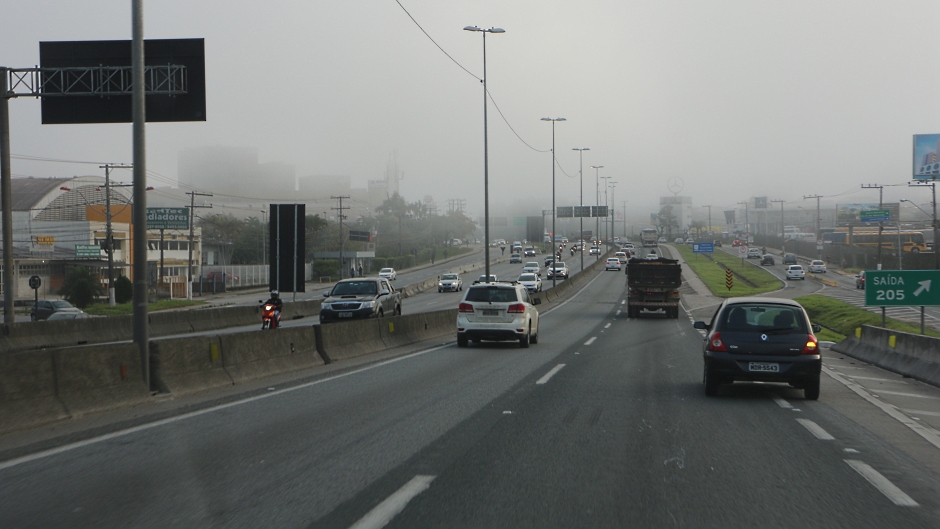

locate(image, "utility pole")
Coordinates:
703 205 712 240
98 163 132 306
771 200 785 253
622 200 628 239
908 180 940 270
804 194 822 257
332 195 350 279
861 184 884 267
186 191 212 300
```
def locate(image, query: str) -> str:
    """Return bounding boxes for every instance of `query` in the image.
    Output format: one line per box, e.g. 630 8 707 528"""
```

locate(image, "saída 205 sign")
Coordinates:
864 270 940 307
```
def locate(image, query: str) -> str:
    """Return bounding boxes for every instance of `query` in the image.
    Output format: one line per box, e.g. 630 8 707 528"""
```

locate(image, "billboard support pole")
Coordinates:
131 0 150 389
1 68 14 323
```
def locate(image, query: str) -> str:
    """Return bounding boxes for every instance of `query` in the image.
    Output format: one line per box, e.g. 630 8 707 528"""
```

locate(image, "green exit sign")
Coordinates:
864 270 940 306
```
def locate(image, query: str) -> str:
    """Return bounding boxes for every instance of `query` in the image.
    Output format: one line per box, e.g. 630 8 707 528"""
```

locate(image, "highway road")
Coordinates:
3 254 940 528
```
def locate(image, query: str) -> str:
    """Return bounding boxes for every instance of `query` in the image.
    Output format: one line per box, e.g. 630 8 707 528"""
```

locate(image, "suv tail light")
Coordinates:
458 303 475 313
507 303 526 314
708 331 727 352
802 334 819 355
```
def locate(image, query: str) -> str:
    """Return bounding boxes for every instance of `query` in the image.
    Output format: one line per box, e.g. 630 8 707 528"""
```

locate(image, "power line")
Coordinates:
393 0 480 81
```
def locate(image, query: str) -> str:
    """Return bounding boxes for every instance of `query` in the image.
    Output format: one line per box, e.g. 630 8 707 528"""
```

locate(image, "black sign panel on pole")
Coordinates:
269 204 305 293
39 38 206 124
348 230 371 242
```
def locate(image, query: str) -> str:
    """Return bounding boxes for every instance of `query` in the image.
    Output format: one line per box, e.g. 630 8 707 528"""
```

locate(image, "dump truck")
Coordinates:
626 257 682 318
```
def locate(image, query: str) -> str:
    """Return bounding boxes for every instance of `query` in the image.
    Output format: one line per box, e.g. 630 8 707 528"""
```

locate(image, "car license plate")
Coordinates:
749 362 779 373
482 309 499 316
338 312 353 318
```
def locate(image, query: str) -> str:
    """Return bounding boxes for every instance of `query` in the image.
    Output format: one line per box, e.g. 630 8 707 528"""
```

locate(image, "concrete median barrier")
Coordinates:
832 325 940 388
150 335 233 395
380 309 456 349
281 300 322 321
0 350 68 434
1 316 132 352
52 343 151 418
218 326 323 384
317 318 386 363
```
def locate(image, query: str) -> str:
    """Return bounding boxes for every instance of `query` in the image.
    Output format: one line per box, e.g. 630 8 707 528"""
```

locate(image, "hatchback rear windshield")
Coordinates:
332 281 378 296
465 287 519 303
718 304 807 333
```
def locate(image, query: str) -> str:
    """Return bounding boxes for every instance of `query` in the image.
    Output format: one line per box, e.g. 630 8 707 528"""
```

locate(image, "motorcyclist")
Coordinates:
263 290 283 328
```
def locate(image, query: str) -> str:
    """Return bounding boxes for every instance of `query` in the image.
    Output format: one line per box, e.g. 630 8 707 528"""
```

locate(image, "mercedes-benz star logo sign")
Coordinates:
667 176 684 195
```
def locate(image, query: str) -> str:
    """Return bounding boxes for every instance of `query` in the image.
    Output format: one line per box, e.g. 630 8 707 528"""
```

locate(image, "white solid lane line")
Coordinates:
796 418 835 440
848 375 907 384
536 364 567 385
772 396 793 409
873 390 939 400
348 475 437 529
604 323 611 329
904 409 940 417
584 337 597 345
844 460 919 507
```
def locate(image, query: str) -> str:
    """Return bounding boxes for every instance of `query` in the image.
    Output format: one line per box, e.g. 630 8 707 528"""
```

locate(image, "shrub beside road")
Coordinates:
794 294 940 342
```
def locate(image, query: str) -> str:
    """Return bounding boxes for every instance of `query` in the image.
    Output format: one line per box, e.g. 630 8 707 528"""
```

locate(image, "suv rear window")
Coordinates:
719 304 807 333
465 287 519 303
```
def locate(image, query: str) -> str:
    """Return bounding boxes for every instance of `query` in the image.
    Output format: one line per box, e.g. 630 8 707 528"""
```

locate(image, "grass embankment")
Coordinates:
794 294 940 343
83 299 206 316
670 244 781 298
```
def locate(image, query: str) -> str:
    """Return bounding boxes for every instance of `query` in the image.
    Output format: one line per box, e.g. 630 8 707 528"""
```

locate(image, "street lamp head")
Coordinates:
463 25 481 31
488 27 505 33
541 117 566 121
464 26 505 33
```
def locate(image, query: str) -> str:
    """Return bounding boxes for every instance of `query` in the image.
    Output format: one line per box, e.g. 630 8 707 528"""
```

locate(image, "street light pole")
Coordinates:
609 182 617 249
600 176 611 253
542 117 566 288
573 149 590 271
771 200 784 253
737 201 749 243
99 163 132 306
465 25 505 283
591 165 603 252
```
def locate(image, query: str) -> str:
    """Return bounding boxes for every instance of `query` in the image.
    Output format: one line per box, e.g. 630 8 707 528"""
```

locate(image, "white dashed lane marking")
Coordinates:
348 475 436 529
845 460 919 507
536 364 566 385
796 418 835 440
584 337 597 345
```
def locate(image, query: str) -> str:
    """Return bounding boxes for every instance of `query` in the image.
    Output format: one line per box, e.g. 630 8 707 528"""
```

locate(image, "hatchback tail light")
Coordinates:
507 303 526 314
801 334 819 355
458 303 475 313
708 331 727 352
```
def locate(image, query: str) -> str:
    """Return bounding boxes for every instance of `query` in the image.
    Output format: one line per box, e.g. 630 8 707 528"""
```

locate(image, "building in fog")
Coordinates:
179 146 296 199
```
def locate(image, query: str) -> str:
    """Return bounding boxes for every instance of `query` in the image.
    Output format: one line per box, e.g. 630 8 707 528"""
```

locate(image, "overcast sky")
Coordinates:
5 0 940 219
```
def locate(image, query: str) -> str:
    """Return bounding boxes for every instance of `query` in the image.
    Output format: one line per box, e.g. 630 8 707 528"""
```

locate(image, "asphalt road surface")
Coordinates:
3 255 940 528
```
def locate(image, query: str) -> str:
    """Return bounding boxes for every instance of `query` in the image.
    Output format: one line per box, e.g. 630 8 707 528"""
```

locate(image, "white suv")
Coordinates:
786 265 805 280
457 283 541 348
606 257 622 271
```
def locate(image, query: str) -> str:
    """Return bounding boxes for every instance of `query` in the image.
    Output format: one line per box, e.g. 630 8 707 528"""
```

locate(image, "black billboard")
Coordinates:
39 38 206 124
349 230 372 242
592 206 608 217
556 206 573 218
269 204 306 293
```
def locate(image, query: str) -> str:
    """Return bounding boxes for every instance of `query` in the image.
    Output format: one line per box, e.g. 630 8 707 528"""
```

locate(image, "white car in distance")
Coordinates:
786 265 805 280
517 273 542 293
378 268 397 280
522 261 541 276
808 260 827 273
605 257 622 271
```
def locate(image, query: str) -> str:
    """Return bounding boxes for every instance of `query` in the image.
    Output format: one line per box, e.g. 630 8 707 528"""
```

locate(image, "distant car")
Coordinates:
783 253 798 265
457 282 541 348
45 310 91 321
522 261 541 276
786 265 805 280
378 267 397 281
589 245 600 255
675 237 684 244
605 257 622 271
622 243 635 251
685 238 694 244
694 297 823 400
523 246 536 257
646 252 659 260
732 239 743 247
547 262 569 279
438 273 463 292
747 248 761 259
809 260 827 273
474 274 498 284
615 251 628 264
517 273 542 293
658 237 667 243
509 253 522 263
205 271 239 282
760 254 775 266
713 240 723 248
30 299 82 321
856 271 866 290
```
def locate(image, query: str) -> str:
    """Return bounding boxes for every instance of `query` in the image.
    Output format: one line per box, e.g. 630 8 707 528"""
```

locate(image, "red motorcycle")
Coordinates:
260 302 281 330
